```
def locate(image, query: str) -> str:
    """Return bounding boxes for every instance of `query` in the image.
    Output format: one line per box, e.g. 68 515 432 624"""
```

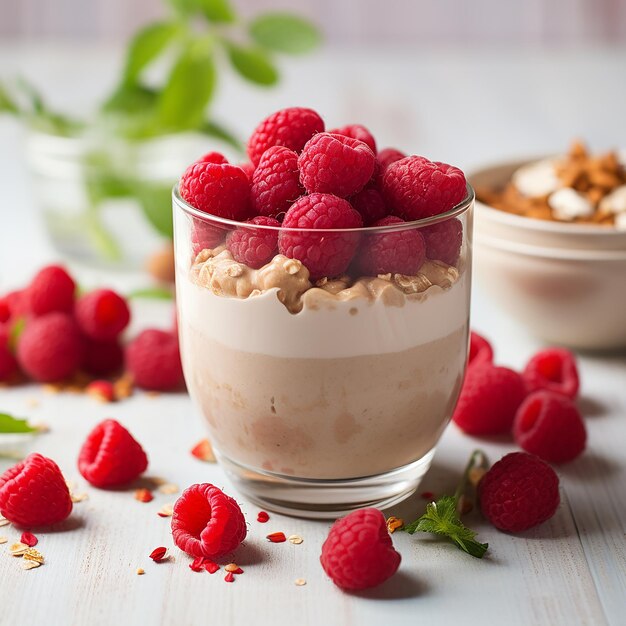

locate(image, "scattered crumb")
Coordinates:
386 516 404 534
0 537 7 544
9 542 28 557
71 492 89 503
157 483 179 495
136 568 145 575
22 560 41 570
135 488 154 503
295 578 307 586
157 504 174 518
25 398 40 408
288 534 303 545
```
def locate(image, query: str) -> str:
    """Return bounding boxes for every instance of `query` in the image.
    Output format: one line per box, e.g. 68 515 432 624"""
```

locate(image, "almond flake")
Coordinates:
157 483 179 495
0 537 7 544
157 504 174 518
0 518 10 527
9 542 29 556
288 534 303 545
71 492 89 503
23 548 44 564
22 560 41 570
224 563 239 573
294 578 307 586
136 568 145 575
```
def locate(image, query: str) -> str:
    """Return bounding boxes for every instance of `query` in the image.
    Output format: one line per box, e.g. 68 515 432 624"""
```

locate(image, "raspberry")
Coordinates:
126 329 183 391
452 363 527 435
191 220 226 256
377 148 406 173
350 187 388 225
0 325 18 382
75 289 130 341
197 151 228 164
3 289 28 320
513 391 586 463
238 161 256 180
0 453 73 527
320 508 401 590
479 452 560 532
250 146 303 218
298 133 376 198
523 348 579 400
383 156 467 220
355 216 426 276
468 331 494 368
226 216 280 269
278 193 363 280
247 107 325 166
180 162 251 221
78 419 149 487
17 313 83 382
328 124 377 153
421 218 463 265
27 264 76 316
171 483 247 559
0 299 9 323
82 339 124 377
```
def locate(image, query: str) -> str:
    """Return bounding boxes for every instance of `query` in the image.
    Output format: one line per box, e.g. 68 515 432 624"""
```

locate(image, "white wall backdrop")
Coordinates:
1 0 626 44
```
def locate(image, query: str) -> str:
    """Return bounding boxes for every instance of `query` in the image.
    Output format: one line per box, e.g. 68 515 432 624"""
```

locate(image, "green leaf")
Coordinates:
157 43 216 131
123 21 181 85
225 43 279 86
403 496 489 559
8 318 25 352
197 0 236 23
136 182 174 238
249 13 321 55
0 82 19 115
199 119 242 152
0 413 36 434
128 287 174 300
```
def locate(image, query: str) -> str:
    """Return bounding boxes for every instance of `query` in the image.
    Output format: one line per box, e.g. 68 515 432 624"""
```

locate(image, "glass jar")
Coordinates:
174 186 474 518
25 129 213 270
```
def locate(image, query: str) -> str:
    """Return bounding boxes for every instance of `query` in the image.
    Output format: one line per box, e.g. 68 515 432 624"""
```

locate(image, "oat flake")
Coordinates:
9 542 28 556
288 535 303 545
295 578 307 586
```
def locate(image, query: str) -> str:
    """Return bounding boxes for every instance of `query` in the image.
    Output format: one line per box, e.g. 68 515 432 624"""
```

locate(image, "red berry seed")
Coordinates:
257 511 270 523
203 561 220 574
266 532 286 543
135 488 154 503
224 571 235 583
20 532 38 547
149 547 168 562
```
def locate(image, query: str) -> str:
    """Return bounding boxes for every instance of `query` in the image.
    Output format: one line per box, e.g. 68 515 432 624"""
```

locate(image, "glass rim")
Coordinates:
173 183 474 234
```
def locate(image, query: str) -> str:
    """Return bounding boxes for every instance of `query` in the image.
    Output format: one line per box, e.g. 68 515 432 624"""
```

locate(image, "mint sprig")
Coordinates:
403 496 488 558
0 413 37 434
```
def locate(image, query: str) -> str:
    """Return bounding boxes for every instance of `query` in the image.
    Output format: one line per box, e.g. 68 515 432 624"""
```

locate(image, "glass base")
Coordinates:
217 449 436 519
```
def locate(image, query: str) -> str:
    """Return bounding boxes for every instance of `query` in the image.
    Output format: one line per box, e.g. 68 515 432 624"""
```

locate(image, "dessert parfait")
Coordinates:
173 107 474 516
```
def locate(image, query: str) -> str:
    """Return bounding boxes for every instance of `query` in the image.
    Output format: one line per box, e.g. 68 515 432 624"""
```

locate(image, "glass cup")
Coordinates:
174 186 474 518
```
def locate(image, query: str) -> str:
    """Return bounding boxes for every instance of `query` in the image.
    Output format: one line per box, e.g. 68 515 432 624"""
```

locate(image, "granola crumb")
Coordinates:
294 578 307 586
288 534 304 545
386 516 404 534
136 568 145 575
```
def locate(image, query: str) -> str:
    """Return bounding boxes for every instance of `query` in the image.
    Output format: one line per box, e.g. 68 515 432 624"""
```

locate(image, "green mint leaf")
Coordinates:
0 413 36 434
123 21 181 85
8 318 25 352
0 82 19 115
197 0 236 23
136 182 174 238
225 43 279 86
157 43 216 131
128 287 174 300
402 496 489 559
249 13 321 55
199 119 242 152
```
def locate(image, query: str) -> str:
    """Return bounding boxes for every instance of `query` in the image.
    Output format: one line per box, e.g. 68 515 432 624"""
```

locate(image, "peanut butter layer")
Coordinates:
190 246 460 313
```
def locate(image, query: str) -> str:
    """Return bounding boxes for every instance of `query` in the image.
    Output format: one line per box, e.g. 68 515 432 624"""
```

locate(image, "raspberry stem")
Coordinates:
453 449 489 509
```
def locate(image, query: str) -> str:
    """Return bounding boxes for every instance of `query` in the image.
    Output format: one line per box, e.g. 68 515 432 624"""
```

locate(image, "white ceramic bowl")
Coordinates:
470 158 626 351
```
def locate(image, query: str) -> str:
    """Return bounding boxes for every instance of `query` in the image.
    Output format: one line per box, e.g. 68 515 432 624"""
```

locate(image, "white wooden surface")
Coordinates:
0 45 625 626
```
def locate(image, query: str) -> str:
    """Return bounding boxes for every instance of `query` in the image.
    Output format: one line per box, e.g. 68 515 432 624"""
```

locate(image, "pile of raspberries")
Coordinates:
0 265 183 391
179 107 468 280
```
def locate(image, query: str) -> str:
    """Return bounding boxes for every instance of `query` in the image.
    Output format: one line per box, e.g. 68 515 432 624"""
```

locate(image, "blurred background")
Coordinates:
1 0 625 279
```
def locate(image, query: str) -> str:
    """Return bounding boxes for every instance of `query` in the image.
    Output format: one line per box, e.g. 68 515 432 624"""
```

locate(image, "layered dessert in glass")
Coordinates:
174 108 474 517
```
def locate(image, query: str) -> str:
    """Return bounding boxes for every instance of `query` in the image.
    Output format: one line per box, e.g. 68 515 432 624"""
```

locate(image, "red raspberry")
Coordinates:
27 264 76 316
421 218 463 266
3 289 28 320
226 216 280 269
17 313 83 382
247 107 325 166
82 339 124 377
350 187 388 225
171 483 247 559
298 133 376 198
452 363 527 435
377 147 406 173
0 298 10 323
383 156 467 220
126 329 183 391
278 193 363 280
0 453 73 527
180 162 251 221
328 124 377 153
523 348 579 400
75 289 130 341
479 452 560 532
191 220 226 256
197 151 228 164
78 419 149 487
355 216 426 276
250 146 303 218
0 325 18 382
238 161 256 180
513 391 586 463
468 331 494 368
320 508 401 590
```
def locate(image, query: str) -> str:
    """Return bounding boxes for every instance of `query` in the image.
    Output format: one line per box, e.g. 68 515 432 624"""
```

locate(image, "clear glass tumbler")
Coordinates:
174 186 474 518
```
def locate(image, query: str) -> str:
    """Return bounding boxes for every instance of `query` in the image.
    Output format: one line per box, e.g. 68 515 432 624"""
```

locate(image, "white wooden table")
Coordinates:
0 44 625 626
